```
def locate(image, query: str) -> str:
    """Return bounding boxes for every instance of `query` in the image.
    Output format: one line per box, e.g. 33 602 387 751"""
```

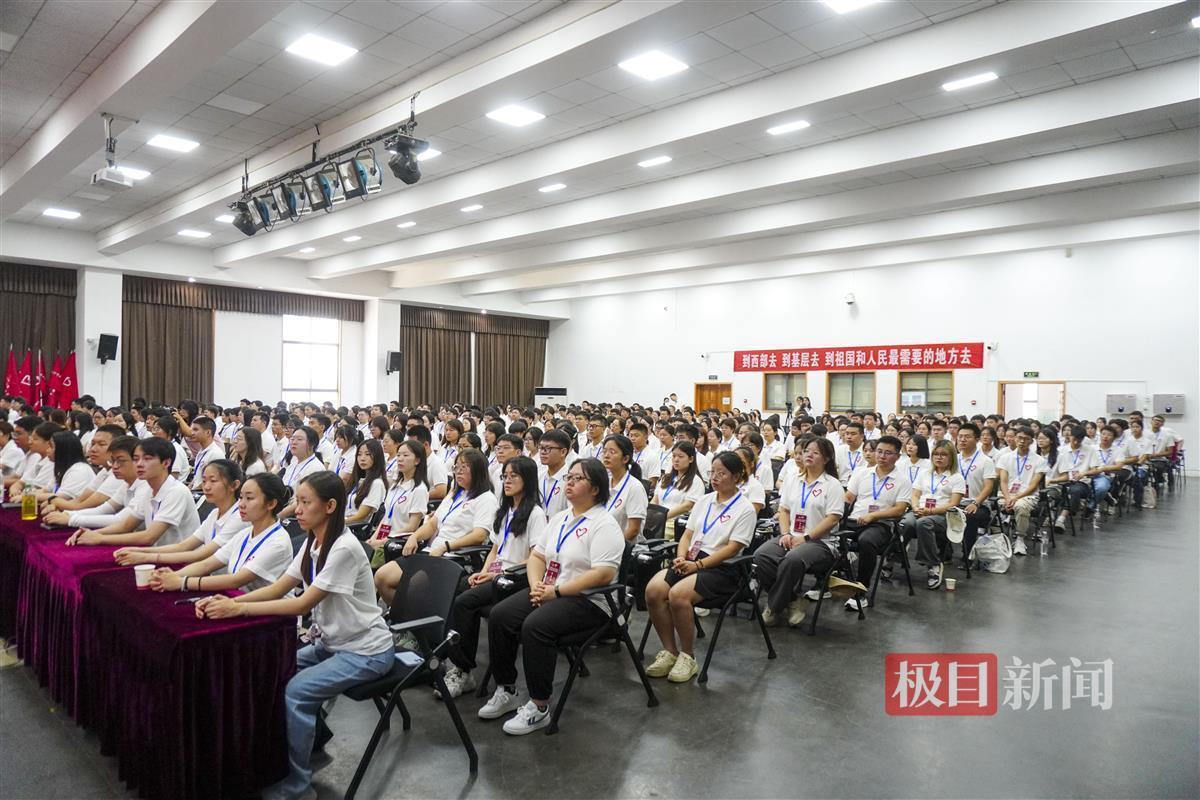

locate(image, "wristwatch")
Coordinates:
802 534 812 543
553 585 560 598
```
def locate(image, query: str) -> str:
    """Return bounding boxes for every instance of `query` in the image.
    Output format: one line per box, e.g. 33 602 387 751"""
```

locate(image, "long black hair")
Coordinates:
659 441 699 494
349 438 388 507
454 448 491 500
237 427 266 473
493 455 540 538
50 430 87 487
299 471 348 585
602 433 642 480
245 471 285 518
395 439 429 489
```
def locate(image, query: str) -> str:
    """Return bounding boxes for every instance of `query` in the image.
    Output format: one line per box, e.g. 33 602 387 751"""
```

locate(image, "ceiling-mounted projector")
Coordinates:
91 166 133 191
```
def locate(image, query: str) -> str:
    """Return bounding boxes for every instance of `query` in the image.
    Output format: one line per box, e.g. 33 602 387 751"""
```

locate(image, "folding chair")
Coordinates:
341 554 478 800
347 505 387 541
693 555 775 684
867 519 913 606
803 535 866 635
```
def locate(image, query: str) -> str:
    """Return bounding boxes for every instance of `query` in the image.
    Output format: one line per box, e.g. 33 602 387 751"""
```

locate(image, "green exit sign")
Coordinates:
1023 371 1039 378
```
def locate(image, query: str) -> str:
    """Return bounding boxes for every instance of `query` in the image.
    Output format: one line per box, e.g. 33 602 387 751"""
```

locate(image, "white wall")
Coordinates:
74 268 123 407
545 234 1199 447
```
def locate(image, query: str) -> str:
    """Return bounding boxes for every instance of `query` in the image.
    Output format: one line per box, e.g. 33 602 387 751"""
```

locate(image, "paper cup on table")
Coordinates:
945 578 957 592
134 564 154 589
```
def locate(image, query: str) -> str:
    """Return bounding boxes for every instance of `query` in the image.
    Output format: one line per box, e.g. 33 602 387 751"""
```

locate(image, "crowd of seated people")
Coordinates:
0 391 1185 798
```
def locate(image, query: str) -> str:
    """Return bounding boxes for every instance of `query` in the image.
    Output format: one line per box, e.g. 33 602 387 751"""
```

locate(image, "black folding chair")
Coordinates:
804 535 866 635
341 554 478 800
867 519 913 606
347 505 387 541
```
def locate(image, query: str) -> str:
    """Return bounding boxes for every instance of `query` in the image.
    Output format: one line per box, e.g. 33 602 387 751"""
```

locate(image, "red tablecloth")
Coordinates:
79 571 295 800
16 535 123 714
0 507 49 639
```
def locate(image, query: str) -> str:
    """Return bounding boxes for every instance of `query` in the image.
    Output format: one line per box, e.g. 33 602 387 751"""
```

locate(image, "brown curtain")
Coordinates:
400 327 470 407
401 305 548 337
124 276 363 321
475 332 545 408
0 263 76 356
121 303 213 405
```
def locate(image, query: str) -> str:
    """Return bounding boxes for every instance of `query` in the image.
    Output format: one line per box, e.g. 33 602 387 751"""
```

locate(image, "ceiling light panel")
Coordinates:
178 229 211 238
822 0 883 14
285 33 358 67
147 134 199 152
619 50 689 81
486 105 545 127
767 120 811 135
942 71 999 92
43 208 80 219
638 155 672 168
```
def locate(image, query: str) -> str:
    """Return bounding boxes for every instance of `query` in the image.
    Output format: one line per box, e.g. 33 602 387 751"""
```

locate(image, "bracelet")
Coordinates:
554 585 560 598
197 577 203 591
182 576 188 591
696 558 704 570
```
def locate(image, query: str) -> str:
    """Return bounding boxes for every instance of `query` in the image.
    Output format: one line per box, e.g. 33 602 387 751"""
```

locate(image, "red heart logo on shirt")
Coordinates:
812 488 823 496
575 527 588 537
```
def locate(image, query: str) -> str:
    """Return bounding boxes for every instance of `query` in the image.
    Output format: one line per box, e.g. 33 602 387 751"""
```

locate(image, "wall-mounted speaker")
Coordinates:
385 350 403 374
97 334 119 364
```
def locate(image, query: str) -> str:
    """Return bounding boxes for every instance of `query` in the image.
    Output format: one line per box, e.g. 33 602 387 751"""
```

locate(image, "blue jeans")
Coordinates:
1131 467 1149 504
276 642 393 799
1091 474 1112 507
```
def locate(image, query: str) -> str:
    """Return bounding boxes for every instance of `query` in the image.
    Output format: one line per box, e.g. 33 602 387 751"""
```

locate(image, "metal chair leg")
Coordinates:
434 672 478 773
697 597 734 685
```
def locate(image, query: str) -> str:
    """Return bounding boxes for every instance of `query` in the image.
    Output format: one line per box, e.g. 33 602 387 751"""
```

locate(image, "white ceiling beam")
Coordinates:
519 210 1197 303
0 0 280 219
313 60 1199 278
93 0 687 254
394 130 1198 289
463 176 1198 295
219 0 1187 270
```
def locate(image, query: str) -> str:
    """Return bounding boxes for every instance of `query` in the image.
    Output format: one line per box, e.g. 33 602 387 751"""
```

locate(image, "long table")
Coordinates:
1 510 295 799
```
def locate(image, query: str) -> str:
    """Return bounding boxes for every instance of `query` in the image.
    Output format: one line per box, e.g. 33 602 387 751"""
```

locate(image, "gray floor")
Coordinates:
3 484 1198 800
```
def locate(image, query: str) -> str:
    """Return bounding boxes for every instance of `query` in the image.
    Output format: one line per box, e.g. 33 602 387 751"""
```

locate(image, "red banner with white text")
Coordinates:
733 342 985 372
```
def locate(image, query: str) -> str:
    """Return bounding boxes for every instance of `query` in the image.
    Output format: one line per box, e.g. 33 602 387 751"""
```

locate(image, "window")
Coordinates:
827 372 875 412
899 371 953 415
763 373 807 411
282 315 340 405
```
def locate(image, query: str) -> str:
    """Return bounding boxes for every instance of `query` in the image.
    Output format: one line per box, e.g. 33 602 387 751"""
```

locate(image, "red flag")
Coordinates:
47 355 63 409
15 351 31 404
3 348 15 396
60 352 78 407
33 351 46 408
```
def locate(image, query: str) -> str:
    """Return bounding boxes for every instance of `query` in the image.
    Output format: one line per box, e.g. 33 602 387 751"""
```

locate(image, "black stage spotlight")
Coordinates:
386 134 429 185
231 199 259 237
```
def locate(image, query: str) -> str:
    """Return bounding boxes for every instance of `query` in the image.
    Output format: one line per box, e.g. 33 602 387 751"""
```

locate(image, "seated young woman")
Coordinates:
34 431 93 503
643 451 757 683
733 445 766 514
600 434 647 542
754 436 844 627
345 438 387 524
114 459 247 567
381 429 404 485
42 435 141 529
278 427 326 517
233 426 268 477
441 455 547 699
149 472 292 593
373 448 497 606
196 472 393 800
331 424 362 486
903 440 966 590
478 457 624 734
651 442 705 527
40 425 124 514
365 440 430 564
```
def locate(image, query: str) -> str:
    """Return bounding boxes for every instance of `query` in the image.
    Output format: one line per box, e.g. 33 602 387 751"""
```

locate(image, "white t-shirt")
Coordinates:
835 445 867 484
316 438 338 468
778 472 844 554
432 488 498 549
347 477 386 517
270 437 289 470
633 447 660 483
954 450 996 501
997 450 1049 493
22 453 54 490
191 504 249 549
140 476 202 546
761 439 786 461
652 474 706 514
685 490 755 557
899 458 930 487
1054 447 1095 484
492 505 547 570
606 472 647 538
286 535 392 656
912 468 967 509
244 459 266 477
333 447 355 479
534 505 625 610
282 455 324 490
739 476 767 509
0 439 23 477
84 467 109 493
189 442 226 489
754 458 774 491
777 458 801 491
1124 433 1154 459
379 479 430 534
1094 443 1125 470
538 462 570 519
694 450 712 484
214 522 294 592
863 427 882 441
427 454 449 489
846 467 913 519
55 462 95 499
171 441 191 479
1152 426 1179 455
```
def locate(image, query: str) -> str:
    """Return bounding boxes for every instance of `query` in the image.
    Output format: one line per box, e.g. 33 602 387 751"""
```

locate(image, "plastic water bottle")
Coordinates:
21 484 37 521
1039 533 1047 558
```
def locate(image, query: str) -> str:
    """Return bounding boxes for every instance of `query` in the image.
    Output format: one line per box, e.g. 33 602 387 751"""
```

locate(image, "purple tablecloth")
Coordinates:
16 536 123 714
79 571 295 800
0 508 48 639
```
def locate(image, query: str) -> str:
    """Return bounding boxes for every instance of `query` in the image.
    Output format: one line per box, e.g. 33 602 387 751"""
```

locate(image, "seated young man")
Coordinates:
40 424 125 515
187 416 226 491
838 435 912 609
8 420 60 494
43 435 141 529
65 437 200 548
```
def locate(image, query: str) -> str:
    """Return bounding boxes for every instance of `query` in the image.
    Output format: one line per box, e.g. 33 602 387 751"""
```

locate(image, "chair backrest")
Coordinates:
389 554 464 642
642 503 668 541
196 499 215 519
771 459 784 484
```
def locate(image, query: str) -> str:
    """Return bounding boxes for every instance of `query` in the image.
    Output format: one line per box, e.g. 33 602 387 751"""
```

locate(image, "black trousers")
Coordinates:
487 589 609 700
960 504 992 564
753 538 835 614
839 521 892 588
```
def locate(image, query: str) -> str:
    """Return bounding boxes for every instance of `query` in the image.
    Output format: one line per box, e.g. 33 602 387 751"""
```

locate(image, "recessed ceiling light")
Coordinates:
822 0 882 13
116 165 150 180
343 235 362 242
486 105 544 127
1192 16 1199 28
147 133 199 152
416 148 440 162
539 183 566 193
299 246 316 253
638 155 672 168
619 50 689 81
461 204 483 212
942 71 999 92
767 119 811 136
42 208 80 219
187 277 196 283
285 33 358 67
397 221 416 228
214 214 235 223
178 229 211 238
480 309 488 315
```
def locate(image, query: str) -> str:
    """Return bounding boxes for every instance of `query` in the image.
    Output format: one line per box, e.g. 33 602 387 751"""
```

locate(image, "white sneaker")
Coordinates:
693 607 711 617
478 686 522 720
843 595 868 611
436 666 476 699
667 652 699 683
502 700 551 735
804 589 832 601
1054 512 1067 531
1092 511 1102 528
645 649 677 678
1013 537 1028 556
786 598 808 627
761 607 778 626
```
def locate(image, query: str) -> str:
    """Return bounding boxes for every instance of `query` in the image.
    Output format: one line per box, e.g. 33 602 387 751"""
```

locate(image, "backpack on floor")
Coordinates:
970 531 1012 574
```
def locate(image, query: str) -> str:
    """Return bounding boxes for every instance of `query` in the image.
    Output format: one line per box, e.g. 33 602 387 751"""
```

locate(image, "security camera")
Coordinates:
986 342 998 351
844 292 856 305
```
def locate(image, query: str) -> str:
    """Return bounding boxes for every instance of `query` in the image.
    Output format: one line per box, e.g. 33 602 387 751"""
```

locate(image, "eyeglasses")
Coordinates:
876 450 899 458
538 445 564 453
564 474 589 484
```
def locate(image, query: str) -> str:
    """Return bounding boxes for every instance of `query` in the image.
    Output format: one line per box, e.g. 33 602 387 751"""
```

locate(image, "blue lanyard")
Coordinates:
702 492 743 535
386 482 411 520
848 450 861 472
233 523 281 573
542 475 559 508
497 509 514 557
959 451 979 482
607 473 631 511
193 448 210 477
210 505 237 541
929 472 947 496
1098 449 1111 465
908 465 919 483
287 455 317 487
1071 450 1082 469
1016 454 1028 477
663 476 676 500
439 488 466 524
554 513 588 555
386 457 397 475
871 473 889 502
798 480 815 509
443 446 458 464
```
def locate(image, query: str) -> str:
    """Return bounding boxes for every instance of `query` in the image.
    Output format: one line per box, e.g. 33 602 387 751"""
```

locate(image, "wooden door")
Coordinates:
695 383 732 413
